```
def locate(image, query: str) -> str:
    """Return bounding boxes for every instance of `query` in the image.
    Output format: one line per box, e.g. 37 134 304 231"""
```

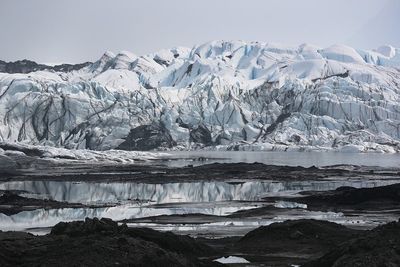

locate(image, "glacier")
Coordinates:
0 41 399 152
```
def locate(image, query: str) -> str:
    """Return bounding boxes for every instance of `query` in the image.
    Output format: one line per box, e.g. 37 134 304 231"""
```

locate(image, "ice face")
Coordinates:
0 41 399 152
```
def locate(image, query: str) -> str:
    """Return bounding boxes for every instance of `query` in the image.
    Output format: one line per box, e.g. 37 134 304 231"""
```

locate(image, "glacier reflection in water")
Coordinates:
0 201 262 232
0 178 398 233
0 179 397 204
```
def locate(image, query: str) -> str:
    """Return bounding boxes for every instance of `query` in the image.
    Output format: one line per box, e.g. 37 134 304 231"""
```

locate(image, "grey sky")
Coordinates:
0 0 397 63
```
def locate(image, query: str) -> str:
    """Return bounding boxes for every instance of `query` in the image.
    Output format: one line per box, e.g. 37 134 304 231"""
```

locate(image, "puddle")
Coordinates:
214 256 250 264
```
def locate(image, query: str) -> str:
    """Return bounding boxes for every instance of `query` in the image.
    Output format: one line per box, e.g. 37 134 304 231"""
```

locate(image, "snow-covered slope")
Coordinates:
0 41 399 152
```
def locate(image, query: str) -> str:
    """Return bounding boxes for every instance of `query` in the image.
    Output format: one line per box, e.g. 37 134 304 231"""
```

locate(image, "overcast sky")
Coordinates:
0 0 398 63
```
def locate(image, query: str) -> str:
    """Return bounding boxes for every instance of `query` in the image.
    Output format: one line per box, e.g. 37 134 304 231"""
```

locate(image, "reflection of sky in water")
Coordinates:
162 151 400 168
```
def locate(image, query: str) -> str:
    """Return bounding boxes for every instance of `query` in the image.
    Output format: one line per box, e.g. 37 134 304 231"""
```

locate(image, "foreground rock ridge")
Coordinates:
0 41 399 152
0 217 218 267
2 217 400 266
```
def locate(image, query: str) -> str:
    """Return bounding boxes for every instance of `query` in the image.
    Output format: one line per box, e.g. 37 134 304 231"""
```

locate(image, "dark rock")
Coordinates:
153 58 170 67
0 59 91 74
304 220 400 267
117 123 176 151
0 218 219 267
263 112 291 137
52 62 92 72
175 119 213 146
0 191 27 203
51 217 122 237
185 63 193 75
296 183 400 211
311 70 350 82
52 218 214 257
0 190 85 215
0 59 48 73
237 219 359 257
289 134 302 143
126 227 215 257
334 186 356 192
190 124 213 146
176 117 190 129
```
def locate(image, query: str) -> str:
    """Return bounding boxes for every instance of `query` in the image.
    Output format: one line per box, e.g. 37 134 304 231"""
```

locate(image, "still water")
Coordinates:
162 151 400 168
0 151 399 236
0 178 398 234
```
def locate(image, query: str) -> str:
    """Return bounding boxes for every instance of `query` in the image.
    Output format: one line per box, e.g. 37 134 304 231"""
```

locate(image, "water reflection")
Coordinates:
0 178 399 234
125 210 388 238
0 201 262 232
0 179 397 205
162 151 400 168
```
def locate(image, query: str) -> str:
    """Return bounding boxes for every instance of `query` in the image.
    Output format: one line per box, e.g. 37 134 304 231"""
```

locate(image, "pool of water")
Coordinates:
0 179 397 204
1 177 398 234
162 151 400 168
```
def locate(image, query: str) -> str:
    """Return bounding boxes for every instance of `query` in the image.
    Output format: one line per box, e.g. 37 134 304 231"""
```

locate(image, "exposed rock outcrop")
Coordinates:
117 123 176 151
0 218 218 267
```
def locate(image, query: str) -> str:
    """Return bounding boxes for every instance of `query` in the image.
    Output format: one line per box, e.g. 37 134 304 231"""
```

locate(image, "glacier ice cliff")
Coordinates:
0 41 399 152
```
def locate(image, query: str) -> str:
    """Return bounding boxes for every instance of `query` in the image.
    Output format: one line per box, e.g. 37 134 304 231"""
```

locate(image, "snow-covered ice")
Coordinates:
0 41 399 152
